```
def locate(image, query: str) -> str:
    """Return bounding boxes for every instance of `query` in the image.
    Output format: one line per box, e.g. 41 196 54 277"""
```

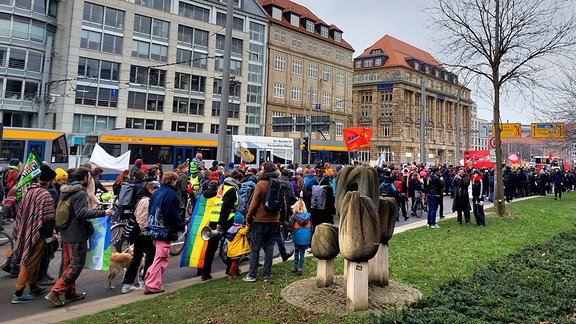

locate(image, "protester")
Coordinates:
143 172 185 295
452 168 471 225
225 213 250 280
11 166 56 304
45 167 114 306
289 199 311 276
471 170 486 226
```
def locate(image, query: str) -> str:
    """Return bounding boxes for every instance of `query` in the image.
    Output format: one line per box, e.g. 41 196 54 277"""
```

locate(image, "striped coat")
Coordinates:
14 183 55 266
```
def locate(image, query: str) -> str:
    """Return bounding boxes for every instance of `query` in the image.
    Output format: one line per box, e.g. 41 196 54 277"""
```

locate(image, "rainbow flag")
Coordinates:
85 216 111 271
180 194 215 268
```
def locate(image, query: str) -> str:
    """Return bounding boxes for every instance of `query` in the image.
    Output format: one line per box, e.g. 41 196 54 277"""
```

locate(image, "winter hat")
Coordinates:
55 168 68 181
402 168 410 177
141 164 149 172
233 212 244 225
9 159 21 167
209 171 220 182
134 159 143 167
196 153 202 159
228 162 235 169
419 171 427 177
309 168 316 175
190 164 198 173
39 165 57 181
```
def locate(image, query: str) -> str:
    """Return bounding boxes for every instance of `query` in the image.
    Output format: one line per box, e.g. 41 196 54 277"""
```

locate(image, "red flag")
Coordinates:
464 150 490 160
563 159 569 171
507 152 521 164
343 127 373 152
548 152 554 163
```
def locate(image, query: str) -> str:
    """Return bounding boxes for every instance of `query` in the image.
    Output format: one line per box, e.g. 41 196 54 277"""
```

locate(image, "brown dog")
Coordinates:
108 246 144 289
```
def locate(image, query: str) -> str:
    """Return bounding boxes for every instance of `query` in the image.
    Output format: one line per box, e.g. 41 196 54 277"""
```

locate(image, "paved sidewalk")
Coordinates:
10 197 525 324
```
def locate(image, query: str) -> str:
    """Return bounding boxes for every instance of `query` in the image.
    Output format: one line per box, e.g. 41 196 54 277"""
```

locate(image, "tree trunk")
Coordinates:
493 79 506 217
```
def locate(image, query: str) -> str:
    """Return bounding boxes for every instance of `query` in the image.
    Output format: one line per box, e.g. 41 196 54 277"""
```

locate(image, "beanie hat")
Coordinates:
196 153 202 159
228 162 235 169
134 159 143 167
190 164 198 173
39 165 57 181
233 212 244 225
209 171 220 182
141 164 149 172
55 168 68 181
309 168 316 175
9 159 21 167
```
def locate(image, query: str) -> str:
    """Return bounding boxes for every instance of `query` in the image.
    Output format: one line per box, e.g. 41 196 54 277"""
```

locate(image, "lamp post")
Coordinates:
38 36 53 129
216 0 234 163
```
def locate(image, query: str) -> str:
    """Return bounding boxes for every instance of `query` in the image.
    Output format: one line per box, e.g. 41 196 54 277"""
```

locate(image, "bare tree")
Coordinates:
430 0 576 216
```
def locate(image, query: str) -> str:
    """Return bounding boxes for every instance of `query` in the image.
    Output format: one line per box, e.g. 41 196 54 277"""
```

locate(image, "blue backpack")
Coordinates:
236 181 256 216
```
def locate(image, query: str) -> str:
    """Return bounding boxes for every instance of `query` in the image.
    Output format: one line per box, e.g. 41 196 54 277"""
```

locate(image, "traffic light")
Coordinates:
302 137 309 151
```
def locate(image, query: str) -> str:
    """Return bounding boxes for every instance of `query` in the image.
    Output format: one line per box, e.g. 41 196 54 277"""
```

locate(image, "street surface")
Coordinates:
0 195 456 321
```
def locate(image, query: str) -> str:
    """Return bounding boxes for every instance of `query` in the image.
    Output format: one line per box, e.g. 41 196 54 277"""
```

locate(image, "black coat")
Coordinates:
452 176 471 212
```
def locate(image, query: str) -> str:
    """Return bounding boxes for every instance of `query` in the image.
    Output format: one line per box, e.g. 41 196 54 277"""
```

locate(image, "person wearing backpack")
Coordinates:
175 162 190 216
45 167 114 306
4 159 22 192
200 172 241 281
243 162 281 283
379 170 396 198
392 170 408 221
301 168 319 211
276 169 296 262
310 176 335 230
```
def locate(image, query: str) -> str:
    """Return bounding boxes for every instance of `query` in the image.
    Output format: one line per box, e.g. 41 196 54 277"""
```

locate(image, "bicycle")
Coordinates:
169 200 194 256
412 191 426 218
0 207 14 270
109 196 132 253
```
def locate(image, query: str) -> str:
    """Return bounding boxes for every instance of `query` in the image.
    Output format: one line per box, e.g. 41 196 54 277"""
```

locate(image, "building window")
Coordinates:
272 7 282 20
135 0 171 12
127 91 164 111
308 63 318 79
363 59 373 68
382 125 390 137
214 57 242 75
291 86 301 101
291 36 302 48
273 82 285 99
273 29 286 43
322 92 331 107
379 146 392 162
335 96 344 108
73 114 116 133
336 71 344 85
75 85 118 107
211 101 240 119
335 121 343 136
320 26 328 37
174 73 205 92
215 12 244 31
131 40 167 62
249 21 265 42
129 66 166 87
333 31 342 43
292 59 302 75
245 105 261 124
290 14 299 27
307 41 317 53
172 121 202 133
322 67 332 81
356 148 370 163
247 84 262 104
274 55 286 71
172 97 204 115
213 79 241 97
215 34 243 55
306 20 315 33
178 2 210 22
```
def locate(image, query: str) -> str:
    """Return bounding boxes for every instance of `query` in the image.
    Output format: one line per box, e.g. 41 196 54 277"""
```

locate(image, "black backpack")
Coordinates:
263 178 283 213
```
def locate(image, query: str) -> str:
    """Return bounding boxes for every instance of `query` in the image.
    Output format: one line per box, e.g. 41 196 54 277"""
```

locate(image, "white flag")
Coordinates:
89 143 131 171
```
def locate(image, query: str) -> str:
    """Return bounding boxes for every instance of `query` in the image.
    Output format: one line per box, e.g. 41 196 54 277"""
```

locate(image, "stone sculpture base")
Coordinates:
316 259 334 287
368 244 389 287
346 261 369 311
281 276 422 314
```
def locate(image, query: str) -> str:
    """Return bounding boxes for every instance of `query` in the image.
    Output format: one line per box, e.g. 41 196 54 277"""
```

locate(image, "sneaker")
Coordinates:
228 274 236 280
430 224 441 229
64 292 87 303
297 268 303 276
282 250 294 262
242 275 256 282
44 292 64 306
200 274 213 281
284 234 292 243
263 276 270 282
29 286 46 295
12 294 35 304
121 284 138 294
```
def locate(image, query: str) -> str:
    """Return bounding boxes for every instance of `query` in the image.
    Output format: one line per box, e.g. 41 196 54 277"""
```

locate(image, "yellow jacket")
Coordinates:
227 225 250 258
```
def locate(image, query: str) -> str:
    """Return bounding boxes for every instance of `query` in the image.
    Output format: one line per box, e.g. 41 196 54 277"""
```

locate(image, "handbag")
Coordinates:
122 218 141 243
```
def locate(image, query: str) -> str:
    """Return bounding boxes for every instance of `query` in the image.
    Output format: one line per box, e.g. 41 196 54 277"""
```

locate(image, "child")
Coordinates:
289 200 311 276
226 212 250 280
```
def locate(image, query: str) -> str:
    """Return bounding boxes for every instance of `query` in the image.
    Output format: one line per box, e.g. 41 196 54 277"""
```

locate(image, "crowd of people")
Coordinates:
1 153 573 305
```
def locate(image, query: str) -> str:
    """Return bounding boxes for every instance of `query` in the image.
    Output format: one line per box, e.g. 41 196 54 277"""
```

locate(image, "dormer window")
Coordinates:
272 7 282 20
290 14 299 27
320 26 329 38
425 65 430 74
370 49 383 54
334 31 342 43
306 20 315 33
414 62 420 70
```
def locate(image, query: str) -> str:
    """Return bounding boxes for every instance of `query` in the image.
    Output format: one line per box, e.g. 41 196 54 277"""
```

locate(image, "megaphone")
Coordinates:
200 226 223 241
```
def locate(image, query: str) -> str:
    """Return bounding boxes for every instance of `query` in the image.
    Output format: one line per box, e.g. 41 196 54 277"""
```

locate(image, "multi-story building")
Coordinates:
1 0 270 150
352 35 473 166
257 0 354 150
470 106 489 152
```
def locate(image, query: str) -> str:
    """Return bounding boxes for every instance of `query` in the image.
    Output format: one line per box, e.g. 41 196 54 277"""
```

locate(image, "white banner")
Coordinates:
89 143 131 171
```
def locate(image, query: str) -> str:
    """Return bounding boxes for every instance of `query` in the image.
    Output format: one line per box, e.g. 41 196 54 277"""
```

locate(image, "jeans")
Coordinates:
427 195 439 226
293 244 307 270
247 222 278 279
472 199 486 226
275 226 289 259
489 186 494 203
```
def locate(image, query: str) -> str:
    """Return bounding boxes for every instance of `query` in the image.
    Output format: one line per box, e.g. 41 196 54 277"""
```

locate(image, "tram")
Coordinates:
0 127 69 169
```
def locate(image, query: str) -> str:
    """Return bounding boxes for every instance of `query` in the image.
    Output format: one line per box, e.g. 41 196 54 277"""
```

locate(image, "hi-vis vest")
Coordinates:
210 184 238 222
189 174 200 191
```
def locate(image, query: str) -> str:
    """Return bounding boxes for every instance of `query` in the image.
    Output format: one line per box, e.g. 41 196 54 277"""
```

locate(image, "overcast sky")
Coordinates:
295 0 545 124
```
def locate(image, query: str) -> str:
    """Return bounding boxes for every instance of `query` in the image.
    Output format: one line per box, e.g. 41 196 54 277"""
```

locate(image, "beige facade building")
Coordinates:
257 0 354 150
352 35 473 166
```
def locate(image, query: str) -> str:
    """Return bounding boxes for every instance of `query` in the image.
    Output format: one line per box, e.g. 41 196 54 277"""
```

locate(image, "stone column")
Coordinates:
346 261 369 311
316 259 334 287
368 243 389 286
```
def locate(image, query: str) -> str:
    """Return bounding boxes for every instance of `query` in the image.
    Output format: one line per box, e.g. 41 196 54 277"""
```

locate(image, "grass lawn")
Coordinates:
67 192 576 323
